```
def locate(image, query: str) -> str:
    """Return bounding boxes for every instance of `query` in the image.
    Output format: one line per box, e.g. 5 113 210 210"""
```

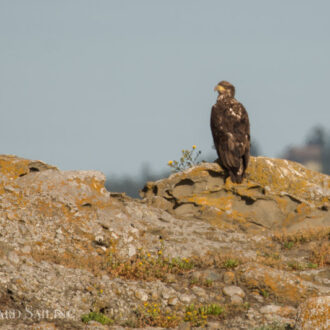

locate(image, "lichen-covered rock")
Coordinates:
295 296 330 329
141 157 330 232
239 262 329 304
0 155 329 329
259 304 297 328
260 304 296 317
0 154 57 180
222 286 245 298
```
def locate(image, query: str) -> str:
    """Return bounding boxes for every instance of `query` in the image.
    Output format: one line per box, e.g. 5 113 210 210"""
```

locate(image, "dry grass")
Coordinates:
255 252 284 269
132 302 248 328
271 227 330 270
309 241 330 267
29 245 195 282
192 252 249 270
30 248 106 274
272 227 330 247
107 251 194 281
135 302 180 328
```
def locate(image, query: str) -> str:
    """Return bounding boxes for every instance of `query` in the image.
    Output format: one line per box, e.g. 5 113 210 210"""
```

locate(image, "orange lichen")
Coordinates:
241 263 316 304
274 196 289 213
187 194 234 211
0 155 31 179
297 297 330 329
295 202 312 215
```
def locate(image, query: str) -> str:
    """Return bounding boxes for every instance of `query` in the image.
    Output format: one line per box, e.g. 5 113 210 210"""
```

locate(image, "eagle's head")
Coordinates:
214 81 235 98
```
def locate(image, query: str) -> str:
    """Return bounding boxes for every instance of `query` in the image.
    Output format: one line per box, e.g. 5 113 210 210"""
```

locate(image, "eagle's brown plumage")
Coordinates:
211 81 250 183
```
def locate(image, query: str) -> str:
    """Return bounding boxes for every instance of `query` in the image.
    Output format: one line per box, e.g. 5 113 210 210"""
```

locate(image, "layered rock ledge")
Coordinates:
141 157 330 233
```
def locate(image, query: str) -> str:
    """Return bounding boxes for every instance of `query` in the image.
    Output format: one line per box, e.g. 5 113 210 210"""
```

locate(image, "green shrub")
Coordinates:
81 311 113 325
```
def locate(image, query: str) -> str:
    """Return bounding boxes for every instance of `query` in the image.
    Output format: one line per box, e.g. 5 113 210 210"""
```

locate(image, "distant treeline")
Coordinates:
105 139 262 198
106 129 330 198
105 164 169 198
312 127 330 174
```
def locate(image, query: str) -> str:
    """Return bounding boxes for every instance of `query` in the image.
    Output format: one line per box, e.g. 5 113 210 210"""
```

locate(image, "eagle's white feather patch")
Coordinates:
228 107 242 119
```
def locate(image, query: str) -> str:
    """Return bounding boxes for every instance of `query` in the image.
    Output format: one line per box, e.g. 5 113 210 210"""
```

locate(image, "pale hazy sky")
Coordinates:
1 1 329 176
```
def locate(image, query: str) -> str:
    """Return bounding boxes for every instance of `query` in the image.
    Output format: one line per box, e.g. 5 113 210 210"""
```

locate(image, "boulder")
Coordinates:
141 157 330 232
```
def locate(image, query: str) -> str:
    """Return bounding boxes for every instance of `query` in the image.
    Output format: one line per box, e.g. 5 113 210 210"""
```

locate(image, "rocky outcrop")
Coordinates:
0 155 329 329
141 157 330 232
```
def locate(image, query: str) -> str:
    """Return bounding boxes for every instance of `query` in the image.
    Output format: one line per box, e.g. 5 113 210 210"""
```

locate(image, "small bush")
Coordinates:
199 304 225 316
136 302 179 328
223 258 239 269
184 304 224 327
260 289 270 298
107 248 195 281
168 145 202 172
283 241 294 250
81 311 113 325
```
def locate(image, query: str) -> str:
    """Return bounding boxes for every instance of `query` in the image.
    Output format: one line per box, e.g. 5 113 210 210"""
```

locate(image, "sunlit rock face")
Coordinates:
141 156 330 233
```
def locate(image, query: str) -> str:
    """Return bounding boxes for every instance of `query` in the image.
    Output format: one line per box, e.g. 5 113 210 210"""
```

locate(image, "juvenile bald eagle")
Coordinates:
210 81 250 183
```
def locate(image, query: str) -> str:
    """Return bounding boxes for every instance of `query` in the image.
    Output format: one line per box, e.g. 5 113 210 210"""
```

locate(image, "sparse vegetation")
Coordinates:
189 278 199 286
309 241 330 267
272 227 330 247
135 302 179 328
188 277 214 288
254 321 291 330
81 311 113 325
168 145 202 172
255 250 283 268
260 289 270 298
287 261 305 271
184 303 224 327
307 262 318 269
286 260 322 271
107 247 195 281
223 258 239 269
189 253 248 272
134 302 250 328
271 227 330 270
169 257 195 270
204 279 213 287
199 303 225 316
283 241 294 249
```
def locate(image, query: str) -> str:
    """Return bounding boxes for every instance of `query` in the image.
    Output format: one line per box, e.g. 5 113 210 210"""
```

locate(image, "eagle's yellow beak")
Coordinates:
214 85 226 93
